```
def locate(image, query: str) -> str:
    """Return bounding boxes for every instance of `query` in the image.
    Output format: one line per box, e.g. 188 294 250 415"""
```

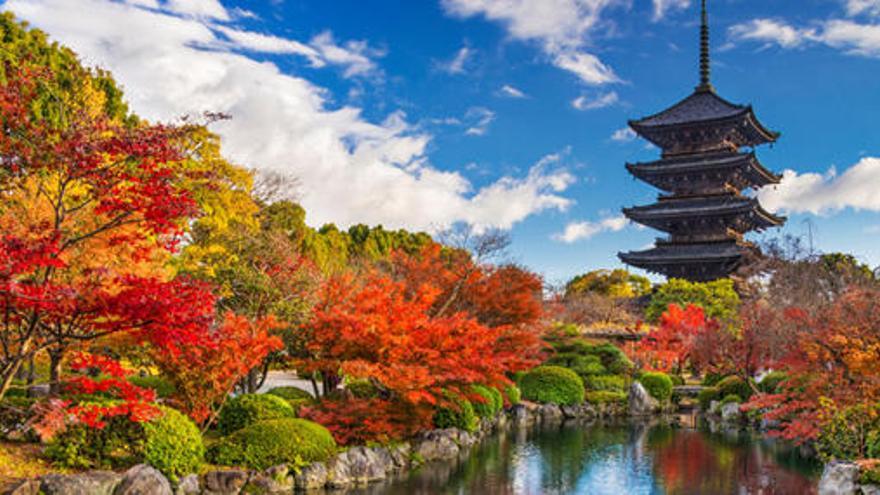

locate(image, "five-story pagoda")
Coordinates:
618 0 785 281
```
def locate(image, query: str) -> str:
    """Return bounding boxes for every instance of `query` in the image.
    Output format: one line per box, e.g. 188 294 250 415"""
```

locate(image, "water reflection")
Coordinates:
344 420 819 495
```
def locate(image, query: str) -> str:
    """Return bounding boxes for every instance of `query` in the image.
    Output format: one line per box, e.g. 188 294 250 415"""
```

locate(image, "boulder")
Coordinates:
5 479 41 495
174 475 200 495
294 462 328 490
862 485 880 495
26 384 50 399
561 404 595 419
326 446 388 488
628 382 659 416
720 402 742 423
818 461 860 495
414 429 460 462
510 404 532 427
114 464 171 495
40 471 122 495
384 442 412 471
243 464 292 494
200 469 249 495
538 404 564 423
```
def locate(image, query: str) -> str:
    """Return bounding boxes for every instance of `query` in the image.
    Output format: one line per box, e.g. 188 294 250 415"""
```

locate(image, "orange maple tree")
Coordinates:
631 304 711 373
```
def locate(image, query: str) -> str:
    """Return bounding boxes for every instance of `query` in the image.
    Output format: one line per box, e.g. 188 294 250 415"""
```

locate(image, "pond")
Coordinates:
347 419 820 495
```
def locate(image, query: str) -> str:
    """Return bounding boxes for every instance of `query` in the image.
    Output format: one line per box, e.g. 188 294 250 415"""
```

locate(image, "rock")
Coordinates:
709 400 722 416
818 461 860 495
326 446 388 488
414 429 460 462
384 442 411 471
862 485 880 495
243 464 292 494
174 475 199 495
510 404 532 426
114 464 172 495
538 404 563 423
26 384 50 399
200 469 249 495
629 382 659 416
40 471 122 495
294 462 328 490
5 479 41 495
720 402 742 423
561 404 595 419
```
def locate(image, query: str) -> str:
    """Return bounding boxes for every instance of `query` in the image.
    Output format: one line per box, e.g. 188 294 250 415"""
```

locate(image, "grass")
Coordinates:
0 441 64 491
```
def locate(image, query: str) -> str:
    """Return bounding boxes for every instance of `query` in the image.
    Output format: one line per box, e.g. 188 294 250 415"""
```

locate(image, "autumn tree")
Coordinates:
565 269 651 299
645 278 740 323
632 304 711 373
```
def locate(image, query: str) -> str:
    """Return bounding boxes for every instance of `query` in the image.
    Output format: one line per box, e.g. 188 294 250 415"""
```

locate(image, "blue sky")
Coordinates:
5 0 880 285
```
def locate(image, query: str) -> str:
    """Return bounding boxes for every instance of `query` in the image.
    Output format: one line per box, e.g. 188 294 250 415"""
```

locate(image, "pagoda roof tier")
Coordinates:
622 195 785 234
625 152 781 193
628 90 779 151
618 241 752 281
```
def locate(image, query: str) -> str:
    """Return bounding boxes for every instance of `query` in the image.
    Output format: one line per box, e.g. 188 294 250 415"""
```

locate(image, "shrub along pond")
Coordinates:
344 420 820 495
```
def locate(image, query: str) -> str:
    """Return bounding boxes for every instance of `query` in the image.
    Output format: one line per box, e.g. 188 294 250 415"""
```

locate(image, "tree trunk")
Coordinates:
0 360 23 401
26 357 36 386
48 347 64 396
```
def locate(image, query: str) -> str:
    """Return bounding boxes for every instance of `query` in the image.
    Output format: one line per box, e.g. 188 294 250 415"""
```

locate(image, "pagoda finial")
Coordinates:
696 0 714 92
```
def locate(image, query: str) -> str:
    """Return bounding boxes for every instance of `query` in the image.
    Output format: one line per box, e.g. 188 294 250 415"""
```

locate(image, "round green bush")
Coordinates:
720 394 742 405
639 372 674 402
505 385 521 406
697 387 720 410
217 394 295 435
584 375 626 393
208 418 336 470
757 371 787 394
266 386 313 401
585 391 627 405
669 375 685 387
433 393 478 432
142 407 204 482
128 375 176 399
520 366 585 406
716 376 754 402
469 385 503 418
701 372 725 387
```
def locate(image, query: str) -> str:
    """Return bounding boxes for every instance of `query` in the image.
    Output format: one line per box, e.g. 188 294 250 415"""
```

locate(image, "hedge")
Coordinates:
217 394 295 435
757 371 787 394
520 366 585 406
505 385 521 406
639 372 673 402
716 376 754 402
142 407 204 482
433 393 478 432
208 418 336 470
470 385 503 419
585 391 627 405
584 375 626 393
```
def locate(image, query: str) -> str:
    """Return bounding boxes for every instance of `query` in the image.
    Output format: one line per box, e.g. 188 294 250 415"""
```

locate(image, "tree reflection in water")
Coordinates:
344 420 819 495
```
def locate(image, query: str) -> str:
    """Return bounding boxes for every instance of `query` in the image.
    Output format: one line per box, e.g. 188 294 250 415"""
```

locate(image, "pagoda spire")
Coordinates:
696 0 713 93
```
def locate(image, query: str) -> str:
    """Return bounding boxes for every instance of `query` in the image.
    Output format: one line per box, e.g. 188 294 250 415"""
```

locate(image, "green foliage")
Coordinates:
207 418 336 470
142 407 204 482
469 385 503 419
816 403 880 462
520 366 585 406
565 269 651 299
46 407 203 480
716 376 754 402
544 338 633 381
0 396 36 440
701 373 725 387
505 385 521 406
266 386 313 401
433 393 478 432
217 394 295 435
860 467 880 486
585 391 627 405
639 372 673 402
128 375 176 399
645 278 740 323
669 375 685 386
757 371 788 394
345 380 379 399
820 253 876 282
584 375 626 393
720 394 742 405
698 387 720 410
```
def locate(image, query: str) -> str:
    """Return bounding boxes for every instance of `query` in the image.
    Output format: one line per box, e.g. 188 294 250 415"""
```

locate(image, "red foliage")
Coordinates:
300 397 431 446
149 312 283 425
631 304 711 372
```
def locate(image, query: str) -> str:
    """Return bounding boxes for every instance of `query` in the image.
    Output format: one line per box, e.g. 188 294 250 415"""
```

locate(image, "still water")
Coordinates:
349 420 820 495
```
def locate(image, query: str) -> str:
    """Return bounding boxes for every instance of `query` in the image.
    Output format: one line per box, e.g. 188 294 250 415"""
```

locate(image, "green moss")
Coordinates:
217 394 295 435
638 372 673 402
207 418 336 470
520 366 585 406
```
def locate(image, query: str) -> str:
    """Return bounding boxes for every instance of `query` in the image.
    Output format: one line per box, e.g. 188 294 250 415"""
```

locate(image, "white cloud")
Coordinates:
846 0 880 17
758 157 880 215
164 0 229 20
464 106 496 136
553 215 628 243
729 17 880 58
498 84 527 98
215 25 322 62
309 31 384 78
437 46 473 74
652 0 689 21
572 91 618 110
440 0 622 85
610 127 636 142
7 0 575 233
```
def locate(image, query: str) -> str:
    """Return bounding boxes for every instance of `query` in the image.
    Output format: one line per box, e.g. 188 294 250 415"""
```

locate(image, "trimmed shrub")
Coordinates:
697 387 720 410
267 386 313 401
505 385 521 406
585 391 627 405
757 371 787 394
669 375 685 386
142 407 204 482
520 366 585 406
470 385 503 418
720 394 742 405
433 393 478 432
716 376 754 402
546 353 606 377
639 372 673 402
208 418 336 470
128 375 176 399
217 394 295 435
593 344 634 375
584 375 626 393
816 403 880 462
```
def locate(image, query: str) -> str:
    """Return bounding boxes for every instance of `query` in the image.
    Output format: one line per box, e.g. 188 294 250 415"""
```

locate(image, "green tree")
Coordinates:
645 278 740 323
565 269 651 299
